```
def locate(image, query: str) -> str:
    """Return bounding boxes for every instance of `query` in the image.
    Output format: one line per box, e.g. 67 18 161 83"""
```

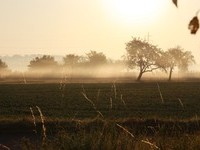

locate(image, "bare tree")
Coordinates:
126 38 165 81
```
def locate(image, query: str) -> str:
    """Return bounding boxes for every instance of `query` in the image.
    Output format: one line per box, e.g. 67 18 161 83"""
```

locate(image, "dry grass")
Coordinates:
157 83 164 103
120 94 126 107
81 92 104 118
116 123 135 138
30 107 37 134
36 106 46 144
1 82 200 149
178 98 184 108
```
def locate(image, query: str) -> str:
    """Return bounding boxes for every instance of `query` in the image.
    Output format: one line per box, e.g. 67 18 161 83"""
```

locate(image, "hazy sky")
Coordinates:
0 0 200 62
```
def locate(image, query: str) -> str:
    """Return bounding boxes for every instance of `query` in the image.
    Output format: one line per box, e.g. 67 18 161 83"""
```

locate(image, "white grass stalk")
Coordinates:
178 98 184 108
81 92 104 118
22 73 27 84
157 83 164 103
116 123 135 138
113 83 117 99
141 139 160 149
82 84 86 94
120 94 126 107
96 89 100 103
36 106 46 144
117 123 159 149
30 107 37 134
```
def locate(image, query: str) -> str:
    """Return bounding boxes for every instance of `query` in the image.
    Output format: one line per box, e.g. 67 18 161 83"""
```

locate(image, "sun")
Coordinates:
102 0 166 25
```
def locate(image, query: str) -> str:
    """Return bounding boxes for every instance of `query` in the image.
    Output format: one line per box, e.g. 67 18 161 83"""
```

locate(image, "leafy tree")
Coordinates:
28 55 59 70
0 59 10 77
163 47 195 81
0 59 8 70
126 38 165 81
63 54 82 68
86 51 107 66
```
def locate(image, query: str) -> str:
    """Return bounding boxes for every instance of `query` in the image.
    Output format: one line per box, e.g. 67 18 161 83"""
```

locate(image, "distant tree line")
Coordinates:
25 50 125 78
0 59 10 77
27 50 116 70
0 37 196 81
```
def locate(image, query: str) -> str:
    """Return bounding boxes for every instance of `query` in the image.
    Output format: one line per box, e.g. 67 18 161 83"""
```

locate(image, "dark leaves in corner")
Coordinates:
188 16 199 34
172 0 178 7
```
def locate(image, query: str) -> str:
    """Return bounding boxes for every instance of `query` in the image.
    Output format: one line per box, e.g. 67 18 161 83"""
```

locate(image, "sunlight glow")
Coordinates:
103 0 166 25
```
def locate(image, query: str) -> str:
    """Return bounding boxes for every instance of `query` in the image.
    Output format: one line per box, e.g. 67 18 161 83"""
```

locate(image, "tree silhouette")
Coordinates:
0 59 9 77
86 51 107 66
163 47 195 81
0 59 8 70
126 38 165 81
28 55 59 70
63 54 82 68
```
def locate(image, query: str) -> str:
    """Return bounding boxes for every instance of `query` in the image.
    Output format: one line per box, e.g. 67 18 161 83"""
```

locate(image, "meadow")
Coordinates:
1 81 200 149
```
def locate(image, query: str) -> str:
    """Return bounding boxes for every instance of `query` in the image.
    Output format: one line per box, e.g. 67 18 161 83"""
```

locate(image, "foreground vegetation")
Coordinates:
1 82 200 149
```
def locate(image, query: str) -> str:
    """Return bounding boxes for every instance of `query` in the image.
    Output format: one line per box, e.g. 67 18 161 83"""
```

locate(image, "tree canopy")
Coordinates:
162 47 195 81
28 55 59 70
126 38 165 81
0 59 8 70
63 54 82 67
86 51 107 66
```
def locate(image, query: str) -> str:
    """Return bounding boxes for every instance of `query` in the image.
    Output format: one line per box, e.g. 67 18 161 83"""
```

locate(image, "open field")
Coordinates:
0 82 200 119
1 81 200 149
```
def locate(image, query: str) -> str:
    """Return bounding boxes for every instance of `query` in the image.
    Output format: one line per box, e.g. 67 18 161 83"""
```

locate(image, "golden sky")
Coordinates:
0 0 200 62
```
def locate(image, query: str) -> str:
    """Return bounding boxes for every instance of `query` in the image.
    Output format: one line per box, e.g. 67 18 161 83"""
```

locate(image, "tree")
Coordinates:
28 55 59 70
63 54 81 68
86 51 107 66
163 47 195 81
0 59 8 70
126 38 165 81
0 59 10 77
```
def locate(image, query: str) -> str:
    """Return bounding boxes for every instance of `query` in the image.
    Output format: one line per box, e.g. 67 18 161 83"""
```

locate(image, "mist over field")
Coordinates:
1 0 200 149
0 47 199 82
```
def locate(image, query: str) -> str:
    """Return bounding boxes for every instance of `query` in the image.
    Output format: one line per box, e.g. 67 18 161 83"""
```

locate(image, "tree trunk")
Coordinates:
136 71 143 81
168 67 173 81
